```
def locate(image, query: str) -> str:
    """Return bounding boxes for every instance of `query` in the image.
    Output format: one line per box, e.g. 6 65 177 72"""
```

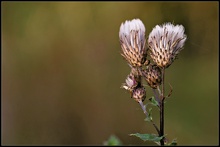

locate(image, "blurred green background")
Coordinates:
2 2 218 146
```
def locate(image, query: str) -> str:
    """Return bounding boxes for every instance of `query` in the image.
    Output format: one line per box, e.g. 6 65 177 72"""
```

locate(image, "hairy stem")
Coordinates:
160 67 165 145
139 101 160 136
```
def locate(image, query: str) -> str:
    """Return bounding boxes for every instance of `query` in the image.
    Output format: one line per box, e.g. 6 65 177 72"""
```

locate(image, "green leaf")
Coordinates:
103 135 122 146
144 108 153 122
167 138 177 146
149 96 159 107
130 133 163 142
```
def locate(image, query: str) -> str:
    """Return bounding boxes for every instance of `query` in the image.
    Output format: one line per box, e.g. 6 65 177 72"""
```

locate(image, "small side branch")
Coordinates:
139 101 160 136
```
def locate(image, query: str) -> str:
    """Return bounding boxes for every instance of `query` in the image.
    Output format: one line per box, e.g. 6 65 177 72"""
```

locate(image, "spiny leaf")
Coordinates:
144 108 153 122
103 135 122 146
149 96 159 107
129 133 163 142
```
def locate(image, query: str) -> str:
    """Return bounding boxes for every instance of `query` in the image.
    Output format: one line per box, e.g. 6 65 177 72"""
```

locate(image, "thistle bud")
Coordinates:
119 18 147 67
142 64 162 89
132 86 146 102
148 23 187 68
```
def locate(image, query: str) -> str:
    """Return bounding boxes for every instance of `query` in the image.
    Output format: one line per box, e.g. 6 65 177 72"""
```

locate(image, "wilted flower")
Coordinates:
148 23 187 68
121 69 142 92
142 64 162 89
121 74 138 93
119 18 149 67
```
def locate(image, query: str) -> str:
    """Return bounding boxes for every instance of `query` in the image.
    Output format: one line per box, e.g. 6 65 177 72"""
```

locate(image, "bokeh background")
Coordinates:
2 2 218 146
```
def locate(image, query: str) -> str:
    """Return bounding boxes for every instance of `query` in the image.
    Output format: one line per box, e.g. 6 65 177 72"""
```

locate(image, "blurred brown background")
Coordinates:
2 2 218 146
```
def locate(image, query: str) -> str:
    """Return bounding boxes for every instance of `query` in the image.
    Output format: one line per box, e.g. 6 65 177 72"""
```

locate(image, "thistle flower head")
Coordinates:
142 64 162 89
119 18 148 67
132 86 146 102
148 23 187 68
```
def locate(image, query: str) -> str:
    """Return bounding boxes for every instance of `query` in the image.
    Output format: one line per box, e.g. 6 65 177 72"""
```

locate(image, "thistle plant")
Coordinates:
119 18 186 146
